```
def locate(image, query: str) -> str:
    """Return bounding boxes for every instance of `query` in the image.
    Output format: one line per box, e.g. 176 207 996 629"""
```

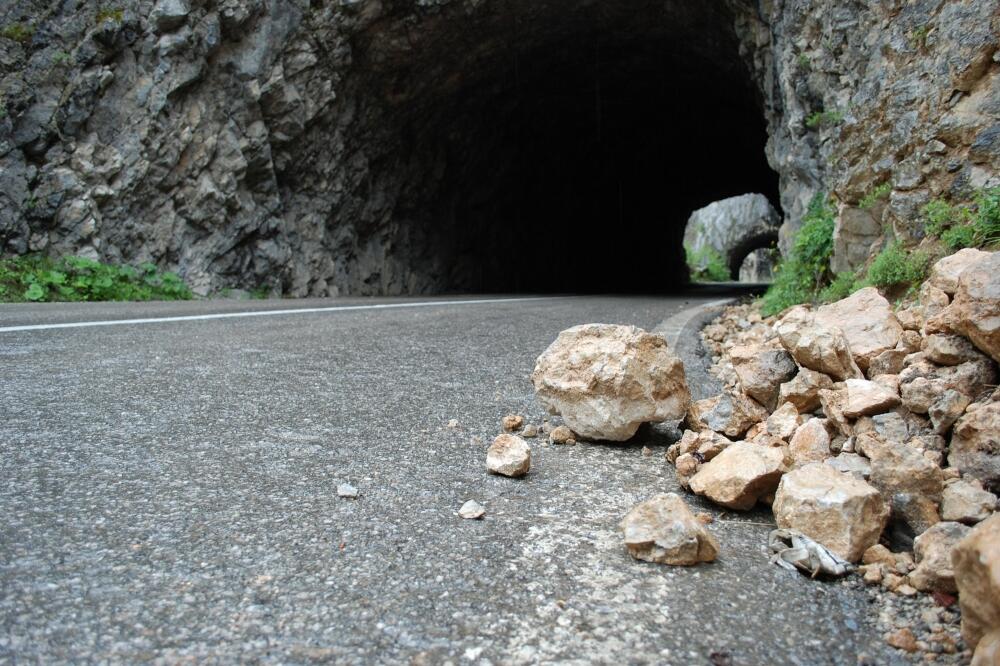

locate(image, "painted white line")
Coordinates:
0 296 563 333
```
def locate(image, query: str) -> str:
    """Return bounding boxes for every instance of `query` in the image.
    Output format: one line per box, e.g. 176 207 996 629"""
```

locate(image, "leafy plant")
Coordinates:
806 109 844 129
760 193 837 316
859 182 891 209
1 22 34 44
95 7 124 24
921 188 1000 249
797 54 811 69
910 25 930 50
864 242 930 290
0 255 193 303
685 245 731 282
51 50 72 66
820 271 863 302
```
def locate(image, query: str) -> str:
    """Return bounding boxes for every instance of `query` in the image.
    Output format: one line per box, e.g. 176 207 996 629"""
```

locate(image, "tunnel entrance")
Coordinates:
301 1 779 294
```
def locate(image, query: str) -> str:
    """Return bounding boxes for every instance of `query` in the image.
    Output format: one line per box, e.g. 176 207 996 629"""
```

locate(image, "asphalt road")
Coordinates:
0 294 901 664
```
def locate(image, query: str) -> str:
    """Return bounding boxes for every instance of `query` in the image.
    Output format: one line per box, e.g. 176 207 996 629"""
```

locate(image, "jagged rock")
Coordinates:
898 330 924 354
858 432 944 534
728 344 797 410
910 522 971 593
924 334 987 366
621 493 719 565
920 282 952 323
952 513 1000 649
899 357 997 414
818 388 853 437
688 441 786 511
531 324 691 441
459 500 485 520
840 378 901 418
950 402 1000 491
486 434 531 477
690 391 768 439
868 349 908 378
772 463 889 563
778 367 835 413
549 425 575 445
942 479 998 524
501 414 524 432
767 401 801 440
929 389 971 434
928 248 993 296
670 429 731 462
826 453 872 479
150 0 191 32
896 308 921 332
813 288 903 371
936 252 1000 364
776 307 862 381
788 418 832 467
521 424 538 438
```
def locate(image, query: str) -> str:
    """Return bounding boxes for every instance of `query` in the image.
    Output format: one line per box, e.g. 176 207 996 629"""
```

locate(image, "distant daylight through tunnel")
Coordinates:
281 1 781 294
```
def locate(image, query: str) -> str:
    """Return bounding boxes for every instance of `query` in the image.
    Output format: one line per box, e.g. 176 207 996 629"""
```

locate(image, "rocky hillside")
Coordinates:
0 0 997 295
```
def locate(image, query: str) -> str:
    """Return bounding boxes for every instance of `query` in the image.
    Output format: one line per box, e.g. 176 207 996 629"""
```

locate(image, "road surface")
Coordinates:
0 294 899 664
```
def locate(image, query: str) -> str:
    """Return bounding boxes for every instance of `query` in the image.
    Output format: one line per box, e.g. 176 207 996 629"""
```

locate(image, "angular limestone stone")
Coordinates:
942 479 998 524
459 500 486 519
776 307 862 381
778 367 835 413
928 247 992 296
773 463 889 563
924 333 987 366
952 513 1000 649
858 432 944 534
949 402 1000 490
487 434 531 477
767 401 801 440
929 389 971 434
941 252 1000 364
621 493 719 565
841 378 901 418
729 344 797 410
788 418 832 467
688 441 786 511
814 287 903 371
690 391 768 439
531 324 690 441
910 521 971 593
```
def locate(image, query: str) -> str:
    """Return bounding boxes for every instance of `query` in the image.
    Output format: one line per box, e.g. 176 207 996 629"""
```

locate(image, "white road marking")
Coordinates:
0 296 563 333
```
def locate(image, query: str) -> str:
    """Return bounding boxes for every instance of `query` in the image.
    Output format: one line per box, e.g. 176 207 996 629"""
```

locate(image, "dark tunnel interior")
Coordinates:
349 1 781 294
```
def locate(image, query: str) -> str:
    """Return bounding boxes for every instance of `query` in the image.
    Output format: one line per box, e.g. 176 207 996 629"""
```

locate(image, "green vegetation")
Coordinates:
685 245 731 282
760 193 837 316
796 54 811 69
910 25 930 50
52 50 72 66
0 255 192 303
864 242 930 290
96 7 124 23
1 22 34 44
819 271 862 302
805 109 844 129
921 187 1000 250
859 182 891 209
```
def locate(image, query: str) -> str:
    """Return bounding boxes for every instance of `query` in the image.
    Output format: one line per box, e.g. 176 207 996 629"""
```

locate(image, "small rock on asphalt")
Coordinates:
337 483 359 498
459 500 485 520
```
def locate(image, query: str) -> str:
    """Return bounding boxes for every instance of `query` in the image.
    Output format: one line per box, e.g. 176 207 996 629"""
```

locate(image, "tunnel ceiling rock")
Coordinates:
0 0 997 295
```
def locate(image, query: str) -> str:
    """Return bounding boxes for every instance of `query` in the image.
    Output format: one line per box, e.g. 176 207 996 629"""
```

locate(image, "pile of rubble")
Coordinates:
519 248 1000 664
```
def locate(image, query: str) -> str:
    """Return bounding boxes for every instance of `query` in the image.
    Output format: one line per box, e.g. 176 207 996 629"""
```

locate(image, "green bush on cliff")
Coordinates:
864 242 930 291
922 187 1000 250
0 255 192 302
760 193 837 316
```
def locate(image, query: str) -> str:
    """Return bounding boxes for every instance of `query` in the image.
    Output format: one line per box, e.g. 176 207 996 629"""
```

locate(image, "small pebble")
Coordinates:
501 414 524 432
458 500 485 520
337 483 358 499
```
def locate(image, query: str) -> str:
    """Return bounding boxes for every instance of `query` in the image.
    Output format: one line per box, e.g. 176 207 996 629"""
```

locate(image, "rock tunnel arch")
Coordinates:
270 0 781 295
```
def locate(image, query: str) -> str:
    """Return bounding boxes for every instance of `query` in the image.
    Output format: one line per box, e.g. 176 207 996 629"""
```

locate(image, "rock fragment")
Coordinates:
949 402 1000 490
690 391 768 439
766 401 801 440
501 414 524 432
531 324 691 441
928 247 992 296
840 379 901 418
942 479 998 524
778 367 835 412
621 493 719 565
924 333 987 366
952 513 1000 649
776 307 862 381
929 251 1000 363
858 433 944 534
688 441 786 510
487 434 531 477
772 463 889 562
549 425 575 445
813 287 903 371
459 500 485 520
909 521 971 593
521 424 538 438
337 483 359 498
728 344 797 410
788 418 832 467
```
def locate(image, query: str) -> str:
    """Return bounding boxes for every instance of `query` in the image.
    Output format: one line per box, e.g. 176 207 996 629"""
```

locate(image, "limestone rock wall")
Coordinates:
1 0 997 295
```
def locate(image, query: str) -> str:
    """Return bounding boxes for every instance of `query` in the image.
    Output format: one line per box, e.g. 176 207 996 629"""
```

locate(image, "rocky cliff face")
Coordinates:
1 0 996 295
